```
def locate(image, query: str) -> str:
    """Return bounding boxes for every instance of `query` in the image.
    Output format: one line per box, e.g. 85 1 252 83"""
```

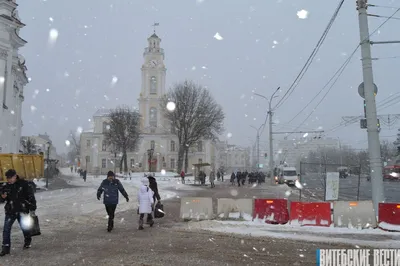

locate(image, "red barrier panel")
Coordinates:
378 203 400 232
253 199 289 224
289 202 331 227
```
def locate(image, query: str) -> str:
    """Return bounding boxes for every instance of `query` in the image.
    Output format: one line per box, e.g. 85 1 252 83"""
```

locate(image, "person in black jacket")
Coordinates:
0 169 37 256
97 171 129 232
147 175 160 223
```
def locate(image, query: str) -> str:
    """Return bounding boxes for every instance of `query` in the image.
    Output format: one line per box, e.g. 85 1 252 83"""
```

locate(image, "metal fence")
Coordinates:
298 162 363 201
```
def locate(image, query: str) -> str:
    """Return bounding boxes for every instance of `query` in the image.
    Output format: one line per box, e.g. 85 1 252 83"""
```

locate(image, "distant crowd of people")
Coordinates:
230 171 266 186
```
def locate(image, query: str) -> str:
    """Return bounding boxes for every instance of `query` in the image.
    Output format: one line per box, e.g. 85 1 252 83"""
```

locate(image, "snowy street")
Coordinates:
0 170 398 265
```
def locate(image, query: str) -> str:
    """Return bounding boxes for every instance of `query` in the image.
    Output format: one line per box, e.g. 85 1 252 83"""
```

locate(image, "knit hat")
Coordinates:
107 171 115 177
5 169 16 179
141 177 149 186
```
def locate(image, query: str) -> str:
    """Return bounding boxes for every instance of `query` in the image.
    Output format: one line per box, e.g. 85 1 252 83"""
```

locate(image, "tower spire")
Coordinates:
152 22 159 34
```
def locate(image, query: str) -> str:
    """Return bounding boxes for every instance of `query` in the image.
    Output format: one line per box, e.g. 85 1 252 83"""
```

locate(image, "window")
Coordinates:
150 76 157 94
102 122 110 133
102 140 107 151
150 140 155 150
86 140 91 148
130 159 135 167
197 141 203 152
149 107 157 127
101 159 106 168
198 158 203 164
170 158 175 169
85 155 90 163
170 140 175 152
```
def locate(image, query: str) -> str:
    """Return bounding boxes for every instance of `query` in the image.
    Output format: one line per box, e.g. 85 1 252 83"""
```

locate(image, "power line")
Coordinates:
368 14 400 20
368 4 400 10
273 0 345 110
282 6 400 137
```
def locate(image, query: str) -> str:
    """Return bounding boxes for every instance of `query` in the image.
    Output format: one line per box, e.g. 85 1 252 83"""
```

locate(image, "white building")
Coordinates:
80 31 216 174
0 1 29 153
215 141 250 173
21 133 58 160
277 137 339 169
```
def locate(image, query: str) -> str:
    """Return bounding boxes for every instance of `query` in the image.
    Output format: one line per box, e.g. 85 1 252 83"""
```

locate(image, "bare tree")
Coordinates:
381 140 397 163
20 137 37 154
104 106 141 173
161 80 224 173
68 130 81 162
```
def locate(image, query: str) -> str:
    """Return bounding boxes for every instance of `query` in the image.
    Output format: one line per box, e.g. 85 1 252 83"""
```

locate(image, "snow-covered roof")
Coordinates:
93 108 111 117
83 129 94 133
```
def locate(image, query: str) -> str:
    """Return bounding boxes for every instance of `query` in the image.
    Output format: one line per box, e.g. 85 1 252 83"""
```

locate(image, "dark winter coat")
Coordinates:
0 178 37 214
97 178 128 205
147 176 161 201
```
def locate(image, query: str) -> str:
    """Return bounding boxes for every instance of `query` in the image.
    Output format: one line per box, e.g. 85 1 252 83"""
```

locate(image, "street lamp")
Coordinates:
250 124 264 171
147 148 154 172
254 87 280 183
45 141 51 189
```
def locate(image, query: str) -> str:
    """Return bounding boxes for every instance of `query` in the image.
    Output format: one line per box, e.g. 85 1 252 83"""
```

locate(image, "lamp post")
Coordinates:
254 87 280 183
45 141 51 189
147 148 154 172
250 124 264 171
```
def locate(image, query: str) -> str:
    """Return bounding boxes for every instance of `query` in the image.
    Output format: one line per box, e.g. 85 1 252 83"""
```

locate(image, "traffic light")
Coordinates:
363 100 366 118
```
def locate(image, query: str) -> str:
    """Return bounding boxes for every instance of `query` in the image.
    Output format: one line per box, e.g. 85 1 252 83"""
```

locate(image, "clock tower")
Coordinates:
138 31 167 133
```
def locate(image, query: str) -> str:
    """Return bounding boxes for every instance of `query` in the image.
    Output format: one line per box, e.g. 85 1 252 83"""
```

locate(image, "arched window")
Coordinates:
149 107 157 127
150 76 157 94
170 140 175 152
102 122 110 132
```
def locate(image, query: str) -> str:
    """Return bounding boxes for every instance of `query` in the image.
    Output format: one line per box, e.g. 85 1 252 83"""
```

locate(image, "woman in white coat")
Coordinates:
137 178 154 230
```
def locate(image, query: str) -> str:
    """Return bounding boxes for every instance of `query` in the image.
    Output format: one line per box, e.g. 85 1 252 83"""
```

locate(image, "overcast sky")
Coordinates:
17 0 400 154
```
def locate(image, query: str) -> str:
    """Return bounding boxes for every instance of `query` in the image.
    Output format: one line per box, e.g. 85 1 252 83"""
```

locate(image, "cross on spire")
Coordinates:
152 22 160 33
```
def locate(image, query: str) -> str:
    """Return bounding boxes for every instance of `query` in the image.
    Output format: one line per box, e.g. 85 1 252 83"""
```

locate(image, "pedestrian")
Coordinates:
237 172 241 187
209 170 215 188
217 171 221 181
0 169 37 256
137 178 154 230
83 170 87 182
147 175 161 223
180 170 185 184
97 171 129 232
230 172 235 185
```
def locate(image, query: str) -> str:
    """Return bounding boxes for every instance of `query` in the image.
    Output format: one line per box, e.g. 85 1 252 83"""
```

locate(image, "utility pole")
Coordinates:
250 125 262 171
45 142 51 189
254 87 280 184
357 0 383 214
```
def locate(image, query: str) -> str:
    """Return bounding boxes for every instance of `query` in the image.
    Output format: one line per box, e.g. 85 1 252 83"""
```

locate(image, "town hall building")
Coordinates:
80 31 217 174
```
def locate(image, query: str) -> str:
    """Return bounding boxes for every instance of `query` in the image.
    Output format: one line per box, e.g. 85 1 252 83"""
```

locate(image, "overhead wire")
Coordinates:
284 6 400 138
273 0 345 111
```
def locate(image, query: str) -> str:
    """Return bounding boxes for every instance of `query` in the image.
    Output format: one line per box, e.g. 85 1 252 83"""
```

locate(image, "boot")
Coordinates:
0 246 10 256
23 238 32 249
138 218 144 230
107 219 114 232
149 219 154 227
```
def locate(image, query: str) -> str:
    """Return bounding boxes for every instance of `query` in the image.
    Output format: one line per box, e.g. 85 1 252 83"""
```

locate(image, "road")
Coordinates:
0 175 362 266
297 173 400 202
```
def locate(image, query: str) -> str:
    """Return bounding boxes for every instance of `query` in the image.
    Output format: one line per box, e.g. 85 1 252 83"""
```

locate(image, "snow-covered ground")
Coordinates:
186 215 400 248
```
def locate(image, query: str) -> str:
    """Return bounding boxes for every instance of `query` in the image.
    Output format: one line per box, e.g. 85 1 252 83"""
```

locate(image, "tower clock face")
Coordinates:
149 60 158 68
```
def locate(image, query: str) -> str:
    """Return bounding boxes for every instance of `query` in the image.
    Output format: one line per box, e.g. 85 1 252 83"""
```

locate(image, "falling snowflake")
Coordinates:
213 32 223 40
64 71 70 77
77 127 83 134
303 133 308 138
227 132 232 138
161 169 166 175
48 28 59 44
65 140 70 146
30 105 37 112
166 101 176 111
49 17 54 22
110 75 118 87
297 9 308 19
191 66 196 70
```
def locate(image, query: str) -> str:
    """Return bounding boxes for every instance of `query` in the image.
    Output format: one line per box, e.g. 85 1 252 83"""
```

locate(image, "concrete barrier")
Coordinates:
333 201 376 229
217 198 253 219
378 203 400 232
253 199 289 224
289 201 331 227
180 197 213 221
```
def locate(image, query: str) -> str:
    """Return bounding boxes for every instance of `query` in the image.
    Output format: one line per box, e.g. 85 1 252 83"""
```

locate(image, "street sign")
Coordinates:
358 82 378 99
360 118 380 129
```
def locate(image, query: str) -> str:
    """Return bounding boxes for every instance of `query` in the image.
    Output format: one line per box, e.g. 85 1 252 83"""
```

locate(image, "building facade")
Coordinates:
80 32 216 174
277 137 339 170
215 141 250 173
0 1 29 153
